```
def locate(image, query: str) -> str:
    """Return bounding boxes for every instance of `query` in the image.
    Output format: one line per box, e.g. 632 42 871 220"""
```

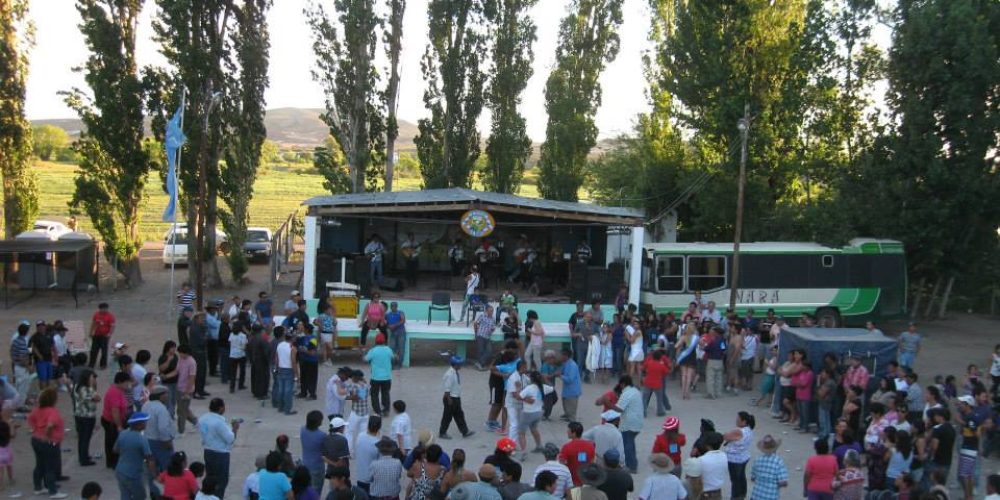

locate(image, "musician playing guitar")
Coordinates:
400 232 422 286
364 234 385 286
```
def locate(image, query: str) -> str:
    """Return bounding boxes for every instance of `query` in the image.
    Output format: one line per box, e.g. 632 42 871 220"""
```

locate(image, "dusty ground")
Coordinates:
1 245 997 498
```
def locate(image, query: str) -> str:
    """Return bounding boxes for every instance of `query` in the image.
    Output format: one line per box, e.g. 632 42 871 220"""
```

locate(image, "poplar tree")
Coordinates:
219 0 271 283
383 0 405 191
414 0 487 189
482 0 536 194
0 0 38 237
307 0 385 193
537 0 623 201
64 0 155 286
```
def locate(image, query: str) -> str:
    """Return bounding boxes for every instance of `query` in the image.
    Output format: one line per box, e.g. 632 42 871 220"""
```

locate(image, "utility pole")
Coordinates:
729 103 750 312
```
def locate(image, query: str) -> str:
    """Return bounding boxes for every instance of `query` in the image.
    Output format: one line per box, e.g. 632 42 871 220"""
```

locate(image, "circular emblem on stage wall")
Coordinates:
460 209 495 238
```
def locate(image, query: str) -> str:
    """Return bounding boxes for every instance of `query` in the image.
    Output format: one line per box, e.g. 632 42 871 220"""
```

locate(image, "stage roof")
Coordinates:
302 188 645 225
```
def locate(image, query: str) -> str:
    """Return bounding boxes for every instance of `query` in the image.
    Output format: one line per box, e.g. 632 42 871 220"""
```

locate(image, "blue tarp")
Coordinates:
778 327 898 383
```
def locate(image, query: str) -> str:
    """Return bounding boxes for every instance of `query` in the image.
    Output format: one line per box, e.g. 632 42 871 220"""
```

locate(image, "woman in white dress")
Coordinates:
627 317 645 380
596 323 614 384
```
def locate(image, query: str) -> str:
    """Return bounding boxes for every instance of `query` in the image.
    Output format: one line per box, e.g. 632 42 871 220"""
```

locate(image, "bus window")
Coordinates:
687 255 726 292
656 256 684 292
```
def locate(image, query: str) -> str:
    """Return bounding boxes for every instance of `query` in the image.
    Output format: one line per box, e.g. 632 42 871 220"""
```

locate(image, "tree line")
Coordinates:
0 0 996 315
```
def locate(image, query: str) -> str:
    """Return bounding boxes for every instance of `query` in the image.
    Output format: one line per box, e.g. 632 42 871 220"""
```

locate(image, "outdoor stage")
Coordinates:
296 297 592 367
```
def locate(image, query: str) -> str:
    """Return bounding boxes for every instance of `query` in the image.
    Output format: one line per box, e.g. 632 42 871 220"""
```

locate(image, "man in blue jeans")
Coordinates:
274 329 298 416
114 412 157 500
613 375 643 473
198 398 239 499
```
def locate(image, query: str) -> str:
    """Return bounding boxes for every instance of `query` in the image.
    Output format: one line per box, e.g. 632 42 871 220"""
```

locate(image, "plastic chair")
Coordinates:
466 294 487 326
428 291 452 325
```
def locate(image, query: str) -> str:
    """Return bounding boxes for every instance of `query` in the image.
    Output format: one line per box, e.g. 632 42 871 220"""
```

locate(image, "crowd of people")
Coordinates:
1 287 998 500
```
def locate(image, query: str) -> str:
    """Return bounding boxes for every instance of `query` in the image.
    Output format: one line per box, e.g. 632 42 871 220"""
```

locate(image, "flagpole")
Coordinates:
168 88 187 328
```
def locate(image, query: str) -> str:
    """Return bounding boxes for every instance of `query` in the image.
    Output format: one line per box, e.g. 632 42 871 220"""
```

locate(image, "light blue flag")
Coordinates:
162 103 187 222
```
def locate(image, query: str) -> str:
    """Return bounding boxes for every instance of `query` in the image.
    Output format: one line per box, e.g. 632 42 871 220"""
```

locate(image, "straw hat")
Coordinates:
417 429 435 447
649 453 674 473
756 434 782 454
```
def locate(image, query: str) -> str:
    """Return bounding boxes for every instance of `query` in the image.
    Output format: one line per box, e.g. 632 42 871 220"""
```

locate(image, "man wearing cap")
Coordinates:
533 443 573 499
638 454 685 500
569 463 608 500
597 449 632 500
323 417 352 473
749 434 787 500
441 355 475 439
113 412 157 500
956 393 989 500
583 410 625 465
189 312 210 398
141 385 177 472
88 302 116 369
368 437 403 500
365 333 395 416
284 290 302 316
326 367 352 417
198 398 239 498
177 305 194 347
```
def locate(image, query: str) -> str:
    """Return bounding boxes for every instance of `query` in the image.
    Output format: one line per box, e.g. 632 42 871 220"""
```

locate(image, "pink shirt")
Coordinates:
365 302 386 322
102 385 128 424
843 365 870 391
805 454 838 493
793 369 815 401
176 355 197 393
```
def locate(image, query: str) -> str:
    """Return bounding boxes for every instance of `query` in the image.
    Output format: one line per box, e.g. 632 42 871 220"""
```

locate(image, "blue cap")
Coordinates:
127 412 150 425
603 448 621 463
449 355 465 366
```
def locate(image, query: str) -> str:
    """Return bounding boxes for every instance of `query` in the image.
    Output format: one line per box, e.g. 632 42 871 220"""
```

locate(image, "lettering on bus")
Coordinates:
735 289 780 304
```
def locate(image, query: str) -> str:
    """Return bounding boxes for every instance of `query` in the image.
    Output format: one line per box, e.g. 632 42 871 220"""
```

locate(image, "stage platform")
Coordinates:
288 298 611 367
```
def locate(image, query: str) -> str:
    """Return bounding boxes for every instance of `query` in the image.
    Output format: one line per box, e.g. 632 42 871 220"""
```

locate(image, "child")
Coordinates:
0 420 15 497
390 400 412 454
81 482 102 500
194 477 220 500
189 461 205 480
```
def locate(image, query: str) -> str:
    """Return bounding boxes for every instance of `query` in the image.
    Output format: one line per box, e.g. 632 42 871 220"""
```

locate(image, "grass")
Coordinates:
32 160 560 244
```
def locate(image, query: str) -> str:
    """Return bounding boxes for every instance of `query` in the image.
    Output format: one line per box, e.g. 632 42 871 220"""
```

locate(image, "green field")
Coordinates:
33 161 547 243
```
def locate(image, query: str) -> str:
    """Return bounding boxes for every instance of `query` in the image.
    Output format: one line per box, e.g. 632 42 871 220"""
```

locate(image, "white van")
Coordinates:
162 224 228 266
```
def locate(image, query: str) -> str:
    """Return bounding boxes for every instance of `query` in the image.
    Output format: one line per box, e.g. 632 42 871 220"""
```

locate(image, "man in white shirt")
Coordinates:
354 415 383 491
390 400 413 453
325 367 351 417
701 301 722 325
697 433 728 497
440 356 475 439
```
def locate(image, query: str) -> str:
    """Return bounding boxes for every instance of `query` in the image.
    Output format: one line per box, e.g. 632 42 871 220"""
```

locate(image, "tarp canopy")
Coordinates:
778 326 898 383
0 239 94 253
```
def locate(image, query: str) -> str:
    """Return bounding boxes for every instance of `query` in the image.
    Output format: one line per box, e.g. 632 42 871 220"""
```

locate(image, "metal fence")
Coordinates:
268 212 298 292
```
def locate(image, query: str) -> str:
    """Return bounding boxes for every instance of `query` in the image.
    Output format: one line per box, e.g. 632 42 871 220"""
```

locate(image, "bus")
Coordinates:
639 239 907 327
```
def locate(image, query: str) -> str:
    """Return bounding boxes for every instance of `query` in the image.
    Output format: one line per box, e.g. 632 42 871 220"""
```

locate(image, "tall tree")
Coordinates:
383 0 405 191
307 0 385 193
481 0 536 194
537 0 623 201
414 0 487 189
64 0 155 286
219 0 271 283
647 0 808 239
0 0 38 238
31 124 71 161
152 0 238 299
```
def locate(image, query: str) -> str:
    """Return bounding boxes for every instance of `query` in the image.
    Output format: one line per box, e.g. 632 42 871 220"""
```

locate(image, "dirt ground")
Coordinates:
1 245 997 498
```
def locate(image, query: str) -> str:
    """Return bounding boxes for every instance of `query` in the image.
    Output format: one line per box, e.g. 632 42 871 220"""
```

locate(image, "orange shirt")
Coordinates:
27 406 64 443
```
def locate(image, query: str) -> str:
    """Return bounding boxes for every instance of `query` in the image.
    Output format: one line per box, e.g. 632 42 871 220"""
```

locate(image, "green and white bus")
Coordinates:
639 239 907 326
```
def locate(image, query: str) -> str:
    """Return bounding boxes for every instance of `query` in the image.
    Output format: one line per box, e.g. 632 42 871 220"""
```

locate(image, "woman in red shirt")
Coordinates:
651 416 686 477
641 350 672 416
102 371 131 468
804 438 838 500
27 388 68 498
158 451 199 500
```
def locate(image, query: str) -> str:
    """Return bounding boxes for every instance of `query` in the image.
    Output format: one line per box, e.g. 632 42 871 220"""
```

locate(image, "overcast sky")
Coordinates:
25 0 655 141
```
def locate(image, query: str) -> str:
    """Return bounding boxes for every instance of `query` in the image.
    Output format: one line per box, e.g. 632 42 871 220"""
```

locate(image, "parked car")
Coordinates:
162 224 228 266
243 227 273 263
31 220 72 240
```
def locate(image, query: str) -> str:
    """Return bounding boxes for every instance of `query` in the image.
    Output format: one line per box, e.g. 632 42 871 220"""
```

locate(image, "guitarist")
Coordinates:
400 232 422 286
364 234 385 287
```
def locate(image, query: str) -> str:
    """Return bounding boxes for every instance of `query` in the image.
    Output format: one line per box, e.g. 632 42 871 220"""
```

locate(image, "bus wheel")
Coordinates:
816 307 841 328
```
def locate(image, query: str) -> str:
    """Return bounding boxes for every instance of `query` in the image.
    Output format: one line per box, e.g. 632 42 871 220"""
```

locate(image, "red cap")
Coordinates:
497 437 517 453
375 334 387 345
662 416 680 431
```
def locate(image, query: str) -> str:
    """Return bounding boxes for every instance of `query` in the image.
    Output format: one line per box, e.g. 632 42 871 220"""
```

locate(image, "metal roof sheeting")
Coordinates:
302 188 644 220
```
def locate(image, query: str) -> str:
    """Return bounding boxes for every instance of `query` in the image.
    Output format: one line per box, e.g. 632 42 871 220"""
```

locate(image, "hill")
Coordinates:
32 107 421 149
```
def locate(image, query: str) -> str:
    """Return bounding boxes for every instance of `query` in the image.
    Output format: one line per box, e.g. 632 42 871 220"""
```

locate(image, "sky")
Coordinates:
25 0 655 141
